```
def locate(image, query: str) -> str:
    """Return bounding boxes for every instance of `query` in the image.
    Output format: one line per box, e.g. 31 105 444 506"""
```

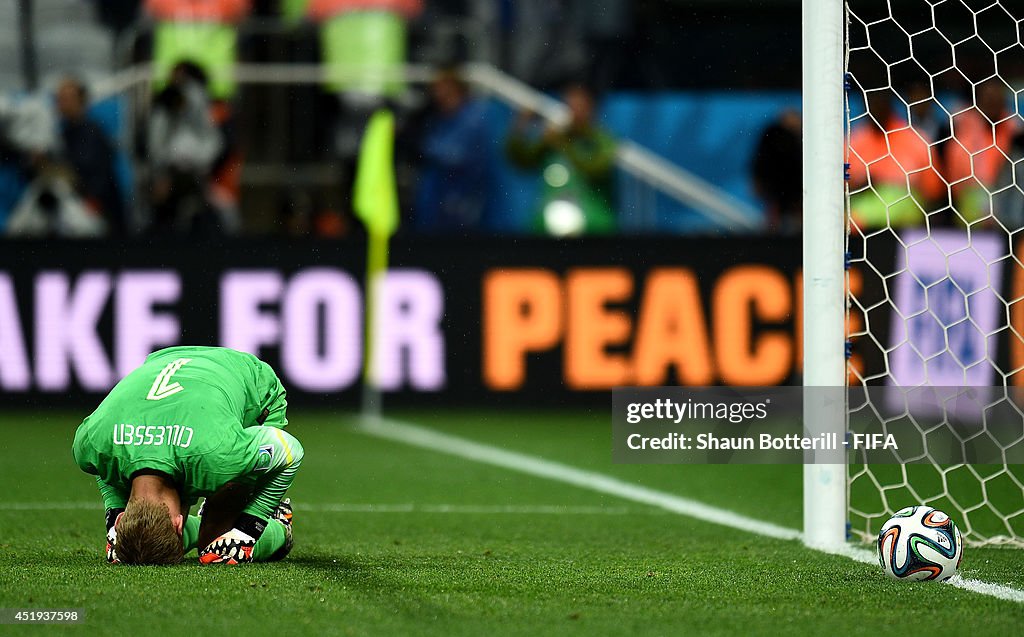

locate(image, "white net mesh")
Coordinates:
845 0 1024 547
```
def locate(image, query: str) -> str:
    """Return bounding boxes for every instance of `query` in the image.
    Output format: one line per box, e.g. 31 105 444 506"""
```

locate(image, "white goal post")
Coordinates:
802 0 848 550
806 0 1024 548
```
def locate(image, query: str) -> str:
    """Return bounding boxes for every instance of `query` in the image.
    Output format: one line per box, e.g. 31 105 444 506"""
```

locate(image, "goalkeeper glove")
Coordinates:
105 508 125 564
198 513 266 565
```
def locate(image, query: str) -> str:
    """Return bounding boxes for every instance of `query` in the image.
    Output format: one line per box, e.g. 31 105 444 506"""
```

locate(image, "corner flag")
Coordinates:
353 109 399 420
353 109 399 239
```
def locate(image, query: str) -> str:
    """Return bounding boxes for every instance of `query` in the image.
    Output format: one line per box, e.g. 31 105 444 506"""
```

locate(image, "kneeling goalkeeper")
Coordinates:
72 345 303 565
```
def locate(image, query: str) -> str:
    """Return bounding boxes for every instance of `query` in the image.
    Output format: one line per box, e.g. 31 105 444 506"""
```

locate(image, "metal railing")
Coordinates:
465 64 762 231
93 61 764 233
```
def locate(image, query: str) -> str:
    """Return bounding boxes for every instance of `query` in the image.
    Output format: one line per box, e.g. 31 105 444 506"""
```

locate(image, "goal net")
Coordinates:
845 0 1024 546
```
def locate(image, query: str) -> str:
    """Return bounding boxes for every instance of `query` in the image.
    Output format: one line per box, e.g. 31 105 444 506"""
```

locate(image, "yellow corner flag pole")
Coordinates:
353 109 400 422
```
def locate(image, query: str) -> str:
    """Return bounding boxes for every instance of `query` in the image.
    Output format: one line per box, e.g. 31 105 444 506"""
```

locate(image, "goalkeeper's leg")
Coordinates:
183 513 289 561
193 489 294 563
262 498 294 562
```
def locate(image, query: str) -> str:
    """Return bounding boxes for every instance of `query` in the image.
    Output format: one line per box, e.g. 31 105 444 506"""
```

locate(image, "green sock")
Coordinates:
252 519 288 562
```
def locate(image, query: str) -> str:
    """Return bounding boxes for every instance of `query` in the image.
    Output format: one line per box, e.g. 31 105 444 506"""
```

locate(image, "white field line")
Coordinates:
828 544 1024 603
311 503 637 515
357 417 801 541
5 502 101 510
1 501 643 516
356 416 1024 605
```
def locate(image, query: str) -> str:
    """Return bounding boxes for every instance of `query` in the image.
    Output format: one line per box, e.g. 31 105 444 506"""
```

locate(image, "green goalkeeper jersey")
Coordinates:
72 346 302 522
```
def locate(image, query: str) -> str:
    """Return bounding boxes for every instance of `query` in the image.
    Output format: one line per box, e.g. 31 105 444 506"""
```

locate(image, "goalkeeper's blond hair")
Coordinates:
114 498 184 565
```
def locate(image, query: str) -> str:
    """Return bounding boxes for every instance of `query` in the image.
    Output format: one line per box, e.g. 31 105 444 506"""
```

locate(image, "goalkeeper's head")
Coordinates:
114 473 185 565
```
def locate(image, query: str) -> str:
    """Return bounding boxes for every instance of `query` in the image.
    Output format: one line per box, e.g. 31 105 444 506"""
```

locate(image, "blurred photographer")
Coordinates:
55 77 126 235
0 91 57 232
146 63 225 235
2 91 104 237
506 83 617 236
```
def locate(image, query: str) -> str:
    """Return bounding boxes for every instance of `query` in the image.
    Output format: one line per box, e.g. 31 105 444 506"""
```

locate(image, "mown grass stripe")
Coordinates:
357 415 1024 605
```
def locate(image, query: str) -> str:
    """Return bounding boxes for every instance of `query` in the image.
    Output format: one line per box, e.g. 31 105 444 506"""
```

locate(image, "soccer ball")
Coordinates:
877 506 963 582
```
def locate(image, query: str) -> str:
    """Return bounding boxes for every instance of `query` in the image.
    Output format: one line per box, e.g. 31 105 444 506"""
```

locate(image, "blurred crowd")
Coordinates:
0 76 121 237
1 1 1020 239
0 0 628 238
751 83 1024 235
847 80 1024 232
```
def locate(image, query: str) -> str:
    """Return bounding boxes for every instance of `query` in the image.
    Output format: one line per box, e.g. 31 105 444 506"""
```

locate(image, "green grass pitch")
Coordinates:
1 409 1023 635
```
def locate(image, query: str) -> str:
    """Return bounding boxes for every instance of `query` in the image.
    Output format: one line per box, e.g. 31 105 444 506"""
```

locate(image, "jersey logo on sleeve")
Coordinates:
254 445 274 472
146 358 192 401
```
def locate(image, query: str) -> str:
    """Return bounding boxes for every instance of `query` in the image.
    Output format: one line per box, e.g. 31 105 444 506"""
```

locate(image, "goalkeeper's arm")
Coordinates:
95 477 128 563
